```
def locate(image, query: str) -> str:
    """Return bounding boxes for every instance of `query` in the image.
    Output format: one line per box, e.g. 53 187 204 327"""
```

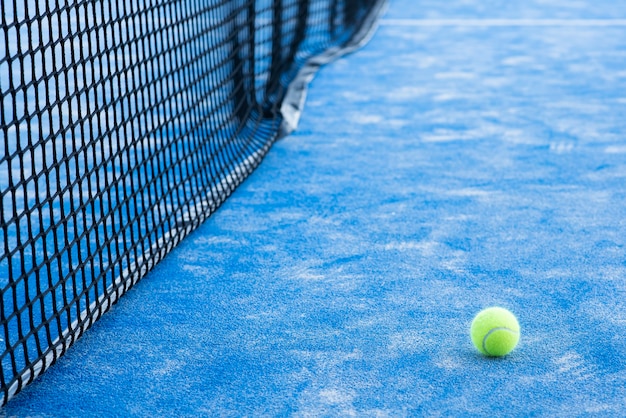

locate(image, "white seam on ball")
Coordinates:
482 327 519 355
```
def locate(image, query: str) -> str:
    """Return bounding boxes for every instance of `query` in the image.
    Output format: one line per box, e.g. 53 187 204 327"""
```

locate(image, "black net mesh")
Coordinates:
0 0 384 404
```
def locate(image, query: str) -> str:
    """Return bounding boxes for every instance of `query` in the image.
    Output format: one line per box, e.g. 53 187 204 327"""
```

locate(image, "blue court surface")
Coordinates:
4 0 626 416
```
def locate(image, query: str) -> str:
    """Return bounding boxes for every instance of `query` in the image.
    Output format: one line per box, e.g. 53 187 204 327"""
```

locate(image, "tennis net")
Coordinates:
0 0 385 404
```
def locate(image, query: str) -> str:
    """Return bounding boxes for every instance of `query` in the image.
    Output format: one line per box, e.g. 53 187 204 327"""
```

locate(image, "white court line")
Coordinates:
381 19 626 27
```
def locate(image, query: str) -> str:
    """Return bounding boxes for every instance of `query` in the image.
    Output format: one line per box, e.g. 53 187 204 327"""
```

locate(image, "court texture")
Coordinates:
2 0 626 416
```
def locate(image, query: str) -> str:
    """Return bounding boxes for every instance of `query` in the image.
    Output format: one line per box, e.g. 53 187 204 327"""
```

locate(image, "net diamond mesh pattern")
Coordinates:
0 0 384 404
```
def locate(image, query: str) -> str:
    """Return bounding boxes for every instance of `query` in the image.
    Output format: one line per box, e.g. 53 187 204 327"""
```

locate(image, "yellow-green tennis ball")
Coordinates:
470 307 520 357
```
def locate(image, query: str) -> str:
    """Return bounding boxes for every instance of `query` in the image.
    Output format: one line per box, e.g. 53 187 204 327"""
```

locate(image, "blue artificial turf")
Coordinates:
4 0 626 415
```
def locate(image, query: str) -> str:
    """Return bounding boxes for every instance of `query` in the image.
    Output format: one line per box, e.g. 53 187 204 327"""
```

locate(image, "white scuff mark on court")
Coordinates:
550 141 575 153
284 265 326 282
445 188 492 198
582 294 626 326
482 77 510 88
388 331 430 355
296 386 359 417
433 92 471 102
386 86 429 101
605 145 626 154
191 235 240 246
502 129 544 145
319 388 357 406
387 119 410 128
180 264 212 278
383 240 440 255
547 100 610 115
421 129 483 143
441 257 467 274
341 91 372 102
350 315 391 330
435 356 463 371
416 56 438 69
583 403 616 414
434 71 476 80
152 359 185 377
350 114 384 124
502 55 535 66
294 349 363 365
421 131 463 143
554 352 595 380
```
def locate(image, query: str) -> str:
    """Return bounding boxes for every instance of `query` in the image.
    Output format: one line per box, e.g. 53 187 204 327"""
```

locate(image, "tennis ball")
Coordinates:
470 307 520 357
